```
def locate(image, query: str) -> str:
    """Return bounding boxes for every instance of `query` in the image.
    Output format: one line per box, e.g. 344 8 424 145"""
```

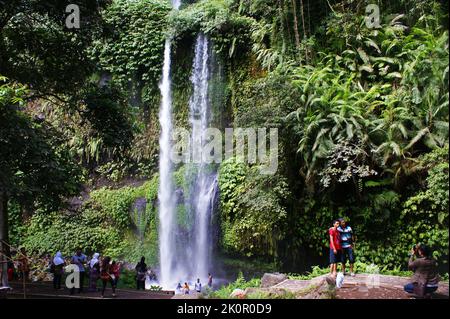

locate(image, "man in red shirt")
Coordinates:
329 220 342 277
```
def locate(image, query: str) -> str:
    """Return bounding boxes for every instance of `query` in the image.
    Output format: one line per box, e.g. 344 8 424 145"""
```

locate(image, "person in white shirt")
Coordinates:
337 218 356 276
195 278 202 293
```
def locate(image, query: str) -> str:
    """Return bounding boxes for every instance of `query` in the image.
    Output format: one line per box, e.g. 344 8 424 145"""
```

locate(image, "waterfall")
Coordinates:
187 34 218 282
172 0 181 9
158 1 219 289
157 0 181 289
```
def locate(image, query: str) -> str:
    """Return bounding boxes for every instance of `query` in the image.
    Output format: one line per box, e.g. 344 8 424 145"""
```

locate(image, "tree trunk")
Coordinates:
282 0 292 47
277 0 287 55
0 192 9 254
306 0 311 38
21 203 32 223
299 0 309 61
291 0 301 56
299 0 307 38
0 191 10 287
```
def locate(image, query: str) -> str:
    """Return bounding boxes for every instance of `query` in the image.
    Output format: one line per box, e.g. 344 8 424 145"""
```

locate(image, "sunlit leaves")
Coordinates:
90 0 171 97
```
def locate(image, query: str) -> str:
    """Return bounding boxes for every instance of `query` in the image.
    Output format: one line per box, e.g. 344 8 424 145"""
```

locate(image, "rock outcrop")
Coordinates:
296 276 337 299
260 273 287 288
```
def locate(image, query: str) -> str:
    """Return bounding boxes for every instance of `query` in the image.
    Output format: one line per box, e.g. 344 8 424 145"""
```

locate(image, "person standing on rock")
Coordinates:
175 282 182 294
329 220 342 277
338 218 356 276
195 278 202 293
208 273 213 288
183 282 190 294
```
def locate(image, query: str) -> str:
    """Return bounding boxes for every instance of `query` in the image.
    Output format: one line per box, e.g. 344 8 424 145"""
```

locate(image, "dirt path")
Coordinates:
272 274 449 299
5 274 449 299
336 284 411 299
5 280 173 299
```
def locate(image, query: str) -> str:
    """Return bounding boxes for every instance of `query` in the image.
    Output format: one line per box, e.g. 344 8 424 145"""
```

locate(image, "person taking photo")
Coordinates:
404 244 440 298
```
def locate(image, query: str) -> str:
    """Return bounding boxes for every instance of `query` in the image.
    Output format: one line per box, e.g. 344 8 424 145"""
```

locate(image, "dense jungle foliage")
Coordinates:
1 0 448 274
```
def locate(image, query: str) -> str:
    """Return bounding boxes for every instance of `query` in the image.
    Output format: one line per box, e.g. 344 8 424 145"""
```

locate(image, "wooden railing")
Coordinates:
1 240 28 298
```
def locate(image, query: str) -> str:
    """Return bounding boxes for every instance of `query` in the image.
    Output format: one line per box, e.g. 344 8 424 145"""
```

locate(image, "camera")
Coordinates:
411 243 422 256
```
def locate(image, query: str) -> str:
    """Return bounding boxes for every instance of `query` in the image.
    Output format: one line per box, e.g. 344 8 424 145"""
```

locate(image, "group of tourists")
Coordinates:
4 224 441 300
175 273 213 295
49 253 161 295
50 248 121 298
7 248 213 296
328 218 355 277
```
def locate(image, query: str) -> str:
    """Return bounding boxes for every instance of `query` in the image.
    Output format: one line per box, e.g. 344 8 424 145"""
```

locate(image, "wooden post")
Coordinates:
0 192 10 288
291 0 301 57
22 267 26 299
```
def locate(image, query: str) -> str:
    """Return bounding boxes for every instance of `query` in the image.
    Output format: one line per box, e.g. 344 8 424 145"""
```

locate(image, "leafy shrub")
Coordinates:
90 0 171 93
208 272 261 299
22 176 160 262
398 147 449 263
218 158 290 258
170 0 254 58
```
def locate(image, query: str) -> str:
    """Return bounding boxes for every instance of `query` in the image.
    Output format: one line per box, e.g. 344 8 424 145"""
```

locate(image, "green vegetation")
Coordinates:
90 0 171 105
208 272 261 299
213 0 449 270
218 158 290 258
11 177 160 264
1 0 448 280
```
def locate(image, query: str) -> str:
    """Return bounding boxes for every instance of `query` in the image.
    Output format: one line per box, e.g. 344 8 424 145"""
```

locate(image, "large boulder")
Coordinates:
297 276 337 299
260 273 287 288
244 287 290 298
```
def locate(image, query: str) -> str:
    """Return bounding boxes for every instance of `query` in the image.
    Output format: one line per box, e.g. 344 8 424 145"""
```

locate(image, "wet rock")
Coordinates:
172 291 202 299
175 188 184 204
243 287 261 296
260 273 287 288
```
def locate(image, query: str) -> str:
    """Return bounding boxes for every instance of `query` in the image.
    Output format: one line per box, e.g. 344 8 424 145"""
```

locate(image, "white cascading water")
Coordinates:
188 34 218 282
158 0 219 288
157 0 181 289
